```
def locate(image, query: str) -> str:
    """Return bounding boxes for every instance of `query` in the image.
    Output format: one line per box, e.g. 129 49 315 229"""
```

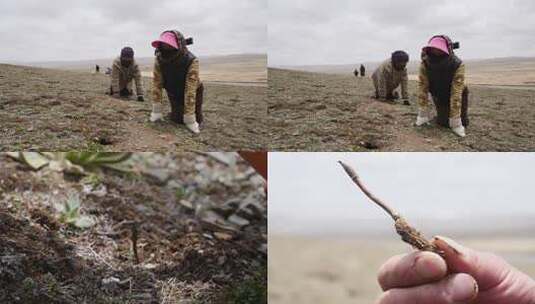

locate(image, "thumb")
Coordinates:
433 236 511 291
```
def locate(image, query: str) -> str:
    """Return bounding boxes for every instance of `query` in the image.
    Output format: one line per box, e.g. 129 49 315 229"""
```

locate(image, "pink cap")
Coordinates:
151 32 179 49
423 36 449 55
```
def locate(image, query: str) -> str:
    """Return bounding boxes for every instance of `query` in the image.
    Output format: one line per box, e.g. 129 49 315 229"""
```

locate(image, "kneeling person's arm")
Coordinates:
133 63 144 99
184 59 200 120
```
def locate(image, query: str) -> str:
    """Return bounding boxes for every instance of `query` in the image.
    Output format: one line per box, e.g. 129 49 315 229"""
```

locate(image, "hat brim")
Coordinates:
151 40 179 49
423 46 449 55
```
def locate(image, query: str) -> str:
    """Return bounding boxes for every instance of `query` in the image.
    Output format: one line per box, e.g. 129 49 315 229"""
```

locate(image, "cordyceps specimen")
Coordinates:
338 161 444 257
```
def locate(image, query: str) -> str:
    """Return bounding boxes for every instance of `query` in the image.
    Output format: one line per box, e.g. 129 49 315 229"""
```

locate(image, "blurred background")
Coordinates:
268 152 535 304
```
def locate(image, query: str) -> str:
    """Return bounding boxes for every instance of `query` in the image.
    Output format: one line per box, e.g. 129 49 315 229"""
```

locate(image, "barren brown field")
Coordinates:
269 236 535 304
267 68 535 151
0 63 267 151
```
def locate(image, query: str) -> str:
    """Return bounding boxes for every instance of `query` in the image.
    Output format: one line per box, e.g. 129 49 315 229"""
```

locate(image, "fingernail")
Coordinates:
433 236 466 257
449 273 478 302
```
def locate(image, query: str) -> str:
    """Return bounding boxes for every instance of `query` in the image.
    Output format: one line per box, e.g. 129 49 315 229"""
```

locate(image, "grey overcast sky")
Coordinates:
269 153 535 236
269 0 535 66
0 0 266 62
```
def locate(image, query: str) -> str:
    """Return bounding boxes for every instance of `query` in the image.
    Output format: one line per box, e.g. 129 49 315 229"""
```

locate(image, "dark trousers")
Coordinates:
168 83 204 124
433 86 469 127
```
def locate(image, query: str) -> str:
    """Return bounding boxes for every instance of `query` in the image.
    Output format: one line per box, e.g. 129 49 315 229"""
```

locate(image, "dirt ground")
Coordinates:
267 68 535 151
0 153 267 303
268 235 535 304
0 64 267 151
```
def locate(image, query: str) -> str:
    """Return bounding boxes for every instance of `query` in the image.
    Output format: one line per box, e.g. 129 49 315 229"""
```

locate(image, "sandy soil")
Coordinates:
0 153 267 303
0 64 267 151
267 68 535 151
269 235 535 304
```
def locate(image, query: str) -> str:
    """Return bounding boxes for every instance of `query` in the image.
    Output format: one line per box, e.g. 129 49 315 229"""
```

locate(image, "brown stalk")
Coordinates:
338 161 443 256
122 221 141 264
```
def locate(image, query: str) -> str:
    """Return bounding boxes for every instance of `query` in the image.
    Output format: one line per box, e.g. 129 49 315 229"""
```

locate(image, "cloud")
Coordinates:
268 0 535 66
0 0 267 62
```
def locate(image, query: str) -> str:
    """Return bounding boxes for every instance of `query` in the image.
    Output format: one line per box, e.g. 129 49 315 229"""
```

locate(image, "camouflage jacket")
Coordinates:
372 59 409 99
418 62 465 119
110 57 143 96
152 58 200 117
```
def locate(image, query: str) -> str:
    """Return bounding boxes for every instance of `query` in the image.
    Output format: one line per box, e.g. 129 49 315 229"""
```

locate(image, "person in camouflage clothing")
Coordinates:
372 51 410 105
416 35 469 137
150 30 204 134
109 47 144 101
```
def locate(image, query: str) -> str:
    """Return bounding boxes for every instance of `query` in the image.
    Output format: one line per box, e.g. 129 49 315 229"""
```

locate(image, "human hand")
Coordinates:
150 103 164 122
451 125 466 137
120 88 131 97
449 118 466 137
184 114 200 134
415 115 431 126
185 121 200 134
376 236 535 304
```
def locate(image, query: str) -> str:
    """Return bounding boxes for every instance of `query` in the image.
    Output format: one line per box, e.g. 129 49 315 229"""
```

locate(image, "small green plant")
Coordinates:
81 173 104 188
63 152 132 168
175 188 186 201
4 152 132 173
55 192 95 229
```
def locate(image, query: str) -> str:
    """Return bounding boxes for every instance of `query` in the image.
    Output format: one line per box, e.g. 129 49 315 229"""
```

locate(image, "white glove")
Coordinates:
449 118 466 137
184 114 200 134
415 108 432 126
150 103 164 122
415 115 431 126
452 126 466 137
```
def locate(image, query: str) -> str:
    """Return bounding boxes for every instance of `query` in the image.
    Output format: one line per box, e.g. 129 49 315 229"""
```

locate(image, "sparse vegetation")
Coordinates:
0 64 267 151
0 153 267 303
268 68 535 151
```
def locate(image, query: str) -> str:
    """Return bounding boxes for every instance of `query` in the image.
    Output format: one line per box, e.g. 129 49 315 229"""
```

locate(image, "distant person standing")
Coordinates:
372 51 410 105
109 47 144 102
95 65 100 73
150 30 204 134
360 64 365 77
415 35 468 137
354 69 359 77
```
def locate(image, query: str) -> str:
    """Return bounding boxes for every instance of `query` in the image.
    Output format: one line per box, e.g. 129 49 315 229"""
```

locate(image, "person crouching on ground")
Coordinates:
150 30 204 134
416 35 469 137
110 47 144 101
372 51 410 105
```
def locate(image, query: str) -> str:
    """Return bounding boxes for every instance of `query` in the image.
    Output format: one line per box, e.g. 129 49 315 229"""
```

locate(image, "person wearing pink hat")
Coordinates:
416 35 469 137
149 30 204 134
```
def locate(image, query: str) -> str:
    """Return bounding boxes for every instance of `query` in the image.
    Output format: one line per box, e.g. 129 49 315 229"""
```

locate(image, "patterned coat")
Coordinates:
372 59 409 100
152 58 200 117
110 57 143 97
418 62 465 120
